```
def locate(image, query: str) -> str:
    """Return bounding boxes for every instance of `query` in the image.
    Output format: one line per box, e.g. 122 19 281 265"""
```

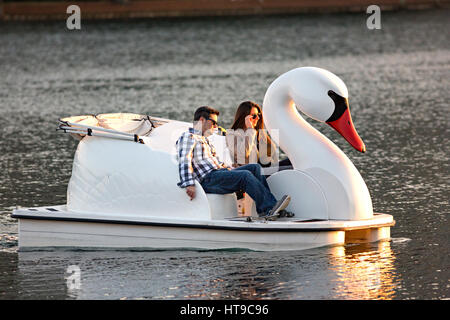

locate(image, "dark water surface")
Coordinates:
0 9 449 299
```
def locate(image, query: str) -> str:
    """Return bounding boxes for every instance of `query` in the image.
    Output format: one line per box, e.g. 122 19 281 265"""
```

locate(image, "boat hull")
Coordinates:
17 219 348 251
12 206 394 251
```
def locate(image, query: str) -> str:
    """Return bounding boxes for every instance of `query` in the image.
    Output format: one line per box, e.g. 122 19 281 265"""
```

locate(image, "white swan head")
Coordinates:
283 67 366 153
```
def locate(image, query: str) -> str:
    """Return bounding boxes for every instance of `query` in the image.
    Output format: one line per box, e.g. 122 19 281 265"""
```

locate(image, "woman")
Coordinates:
226 101 292 171
226 101 293 216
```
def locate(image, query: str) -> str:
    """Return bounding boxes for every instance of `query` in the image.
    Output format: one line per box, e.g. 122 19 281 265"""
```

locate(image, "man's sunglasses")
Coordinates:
206 117 218 126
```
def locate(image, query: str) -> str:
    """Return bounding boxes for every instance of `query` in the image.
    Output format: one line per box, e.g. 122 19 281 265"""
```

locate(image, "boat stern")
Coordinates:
342 213 395 244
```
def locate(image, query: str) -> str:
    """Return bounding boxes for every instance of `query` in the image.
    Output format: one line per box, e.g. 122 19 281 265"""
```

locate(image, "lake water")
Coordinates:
0 9 448 300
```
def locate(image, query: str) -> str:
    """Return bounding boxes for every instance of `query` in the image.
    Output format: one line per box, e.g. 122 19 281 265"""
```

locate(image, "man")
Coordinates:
176 106 291 219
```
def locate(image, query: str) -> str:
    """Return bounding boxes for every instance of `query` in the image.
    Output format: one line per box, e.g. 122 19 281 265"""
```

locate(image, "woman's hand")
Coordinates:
245 115 256 129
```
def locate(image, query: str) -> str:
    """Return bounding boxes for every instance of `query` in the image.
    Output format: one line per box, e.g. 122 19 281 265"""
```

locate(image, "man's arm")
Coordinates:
176 133 196 189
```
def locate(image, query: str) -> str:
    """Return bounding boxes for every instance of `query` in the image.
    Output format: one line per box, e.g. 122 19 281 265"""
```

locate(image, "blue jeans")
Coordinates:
200 164 277 215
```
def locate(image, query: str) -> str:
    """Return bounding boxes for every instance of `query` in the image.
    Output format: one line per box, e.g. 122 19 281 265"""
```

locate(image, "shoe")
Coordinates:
278 209 295 218
262 195 291 220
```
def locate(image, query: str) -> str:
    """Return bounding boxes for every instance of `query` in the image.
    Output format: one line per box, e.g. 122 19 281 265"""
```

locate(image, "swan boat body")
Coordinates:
12 67 394 251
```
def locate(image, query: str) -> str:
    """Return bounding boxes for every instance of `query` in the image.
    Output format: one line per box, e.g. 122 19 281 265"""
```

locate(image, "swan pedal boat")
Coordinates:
12 67 395 251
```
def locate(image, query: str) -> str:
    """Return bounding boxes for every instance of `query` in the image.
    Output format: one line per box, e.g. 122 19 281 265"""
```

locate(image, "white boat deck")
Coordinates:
12 205 394 232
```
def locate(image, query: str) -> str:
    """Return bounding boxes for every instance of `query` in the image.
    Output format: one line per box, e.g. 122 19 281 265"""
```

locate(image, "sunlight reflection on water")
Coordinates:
6 241 401 300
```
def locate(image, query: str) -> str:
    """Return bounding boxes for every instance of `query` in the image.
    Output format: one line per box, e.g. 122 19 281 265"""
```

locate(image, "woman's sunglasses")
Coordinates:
250 113 261 120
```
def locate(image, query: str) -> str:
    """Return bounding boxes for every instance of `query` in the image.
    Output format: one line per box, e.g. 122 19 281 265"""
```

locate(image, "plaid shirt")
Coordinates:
176 128 229 188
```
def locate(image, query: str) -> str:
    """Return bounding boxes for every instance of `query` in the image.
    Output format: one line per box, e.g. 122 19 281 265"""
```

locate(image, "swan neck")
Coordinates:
264 84 326 169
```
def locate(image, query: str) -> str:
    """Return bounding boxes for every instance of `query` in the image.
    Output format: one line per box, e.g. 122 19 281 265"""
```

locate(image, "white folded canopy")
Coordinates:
58 113 168 142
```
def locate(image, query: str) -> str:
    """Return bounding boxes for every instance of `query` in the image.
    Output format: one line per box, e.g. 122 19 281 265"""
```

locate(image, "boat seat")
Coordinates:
205 193 238 220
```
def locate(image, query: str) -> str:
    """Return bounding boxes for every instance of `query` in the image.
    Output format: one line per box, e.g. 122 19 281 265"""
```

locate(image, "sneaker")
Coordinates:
278 209 295 218
262 195 291 220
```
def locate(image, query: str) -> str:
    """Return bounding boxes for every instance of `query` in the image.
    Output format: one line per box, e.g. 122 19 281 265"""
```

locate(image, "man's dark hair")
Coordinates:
194 106 220 122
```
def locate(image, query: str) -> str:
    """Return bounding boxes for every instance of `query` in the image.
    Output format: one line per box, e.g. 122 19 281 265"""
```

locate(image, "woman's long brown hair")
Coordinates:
230 101 273 157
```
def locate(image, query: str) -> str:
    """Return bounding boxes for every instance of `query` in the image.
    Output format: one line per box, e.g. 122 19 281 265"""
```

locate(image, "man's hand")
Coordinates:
186 185 196 200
